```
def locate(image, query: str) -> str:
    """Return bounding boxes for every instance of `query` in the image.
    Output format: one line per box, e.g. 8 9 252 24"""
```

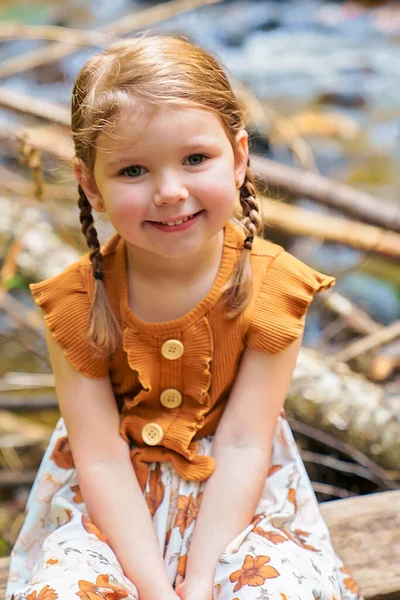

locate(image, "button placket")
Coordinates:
161 339 184 360
142 423 163 446
158 335 184 446
160 388 182 409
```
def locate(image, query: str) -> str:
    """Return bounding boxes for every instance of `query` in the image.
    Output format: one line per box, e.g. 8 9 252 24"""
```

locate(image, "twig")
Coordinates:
335 320 400 363
0 372 54 390
0 0 222 80
17 135 45 200
321 292 382 336
0 87 70 126
258 195 400 259
301 450 381 486
310 481 357 499
288 416 399 491
0 289 44 336
0 394 57 411
0 469 38 489
0 180 76 202
0 333 50 368
251 154 400 232
0 122 73 161
0 23 114 46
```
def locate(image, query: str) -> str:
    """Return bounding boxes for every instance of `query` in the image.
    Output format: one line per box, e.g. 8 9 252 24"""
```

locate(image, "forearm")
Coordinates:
78 458 171 597
185 441 271 581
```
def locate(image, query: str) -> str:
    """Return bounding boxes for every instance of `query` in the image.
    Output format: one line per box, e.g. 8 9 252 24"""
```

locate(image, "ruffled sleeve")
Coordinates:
246 249 335 354
30 262 110 378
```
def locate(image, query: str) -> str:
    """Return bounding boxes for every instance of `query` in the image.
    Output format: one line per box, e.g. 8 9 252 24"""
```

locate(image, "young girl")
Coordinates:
6 35 362 600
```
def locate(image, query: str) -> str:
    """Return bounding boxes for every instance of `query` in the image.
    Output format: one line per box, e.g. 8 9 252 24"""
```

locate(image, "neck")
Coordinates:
125 229 224 285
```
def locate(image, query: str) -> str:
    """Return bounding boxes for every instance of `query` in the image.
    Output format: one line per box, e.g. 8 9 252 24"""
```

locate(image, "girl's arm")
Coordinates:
180 335 303 598
45 327 178 600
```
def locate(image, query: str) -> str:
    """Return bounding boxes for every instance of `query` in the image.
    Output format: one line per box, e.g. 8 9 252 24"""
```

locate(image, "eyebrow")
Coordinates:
105 137 221 166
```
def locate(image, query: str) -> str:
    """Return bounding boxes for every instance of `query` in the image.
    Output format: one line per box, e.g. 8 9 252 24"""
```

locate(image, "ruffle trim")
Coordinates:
119 316 214 480
130 446 216 491
121 316 213 409
246 249 336 354
29 264 110 378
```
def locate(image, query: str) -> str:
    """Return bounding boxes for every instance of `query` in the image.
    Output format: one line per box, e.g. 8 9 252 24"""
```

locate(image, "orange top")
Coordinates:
30 219 335 490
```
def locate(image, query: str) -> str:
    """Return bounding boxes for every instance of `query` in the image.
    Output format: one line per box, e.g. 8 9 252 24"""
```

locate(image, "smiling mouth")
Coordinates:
150 210 203 227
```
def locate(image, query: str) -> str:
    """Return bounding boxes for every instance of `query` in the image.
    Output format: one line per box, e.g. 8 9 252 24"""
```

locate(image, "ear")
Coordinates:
72 158 106 213
233 129 249 188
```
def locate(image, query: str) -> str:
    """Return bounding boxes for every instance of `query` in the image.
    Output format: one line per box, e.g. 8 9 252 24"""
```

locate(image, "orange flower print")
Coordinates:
229 555 280 592
268 465 283 477
340 566 360 594
146 464 165 516
71 484 83 504
251 516 262 529
165 528 172 546
292 529 318 552
46 558 59 566
77 574 129 599
213 584 221 599
174 494 198 537
177 554 187 578
281 594 288 600
50 437 74 470
288 488 296 506
196 491 203 508
26 585 58 599
253 527 288 544
65 508 73 522
82 515 107 543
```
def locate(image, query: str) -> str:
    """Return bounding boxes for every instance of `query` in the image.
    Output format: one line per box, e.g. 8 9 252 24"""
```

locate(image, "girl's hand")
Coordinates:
175 576 214 600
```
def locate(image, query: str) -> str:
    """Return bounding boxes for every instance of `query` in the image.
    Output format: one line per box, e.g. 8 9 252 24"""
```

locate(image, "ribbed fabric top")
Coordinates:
30 219 335 489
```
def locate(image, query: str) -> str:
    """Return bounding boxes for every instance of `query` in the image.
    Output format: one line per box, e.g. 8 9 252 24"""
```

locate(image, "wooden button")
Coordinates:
161 339 184 360
160 388 182 409
142 423 163 446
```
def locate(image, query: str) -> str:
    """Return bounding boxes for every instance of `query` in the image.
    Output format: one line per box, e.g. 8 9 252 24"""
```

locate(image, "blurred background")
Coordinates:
0 0 399 559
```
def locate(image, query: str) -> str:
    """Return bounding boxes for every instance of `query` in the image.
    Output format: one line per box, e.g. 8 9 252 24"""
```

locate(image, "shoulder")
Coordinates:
246 234 336 354
29 232 121 378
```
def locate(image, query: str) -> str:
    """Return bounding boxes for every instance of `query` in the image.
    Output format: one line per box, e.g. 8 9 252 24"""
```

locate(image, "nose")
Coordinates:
154 171 189 206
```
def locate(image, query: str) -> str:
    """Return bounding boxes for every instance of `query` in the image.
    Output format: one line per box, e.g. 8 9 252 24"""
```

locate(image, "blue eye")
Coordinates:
120 165 145 178
185 154 207 166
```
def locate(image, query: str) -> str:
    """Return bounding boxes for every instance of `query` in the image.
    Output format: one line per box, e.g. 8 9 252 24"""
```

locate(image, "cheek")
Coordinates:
197 165 235 195
105 187 145 221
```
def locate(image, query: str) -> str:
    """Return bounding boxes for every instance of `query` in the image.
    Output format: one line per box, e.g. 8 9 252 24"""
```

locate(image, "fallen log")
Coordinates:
320 490 400 600
1 490 398 600
288 350 400 471
251 154 400 233
258 196 400 259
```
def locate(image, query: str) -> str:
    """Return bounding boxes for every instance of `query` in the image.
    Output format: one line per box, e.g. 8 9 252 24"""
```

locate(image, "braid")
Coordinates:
78 185 103 278
239 166 262 248
78 185 120 355
223 165 262 319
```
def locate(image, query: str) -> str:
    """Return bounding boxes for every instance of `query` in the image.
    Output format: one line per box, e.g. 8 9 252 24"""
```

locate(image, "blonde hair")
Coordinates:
71 34 262 355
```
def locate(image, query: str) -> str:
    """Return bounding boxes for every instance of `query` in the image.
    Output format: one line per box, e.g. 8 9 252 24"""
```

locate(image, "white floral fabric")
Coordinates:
6 416 362 600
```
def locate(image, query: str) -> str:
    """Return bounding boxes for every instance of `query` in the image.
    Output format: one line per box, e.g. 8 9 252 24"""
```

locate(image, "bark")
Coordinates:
288 349 400 471
320 490 400 600
251 154 400 232
258 196 400 258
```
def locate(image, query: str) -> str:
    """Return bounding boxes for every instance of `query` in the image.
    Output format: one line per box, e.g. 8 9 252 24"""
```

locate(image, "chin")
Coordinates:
156 244 201 260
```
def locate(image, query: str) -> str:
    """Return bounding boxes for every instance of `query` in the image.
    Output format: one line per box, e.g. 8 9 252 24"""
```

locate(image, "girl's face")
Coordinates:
75 105 248 260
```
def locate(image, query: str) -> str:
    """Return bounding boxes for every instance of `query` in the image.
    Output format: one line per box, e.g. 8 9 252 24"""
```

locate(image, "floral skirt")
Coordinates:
6 416 362 600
